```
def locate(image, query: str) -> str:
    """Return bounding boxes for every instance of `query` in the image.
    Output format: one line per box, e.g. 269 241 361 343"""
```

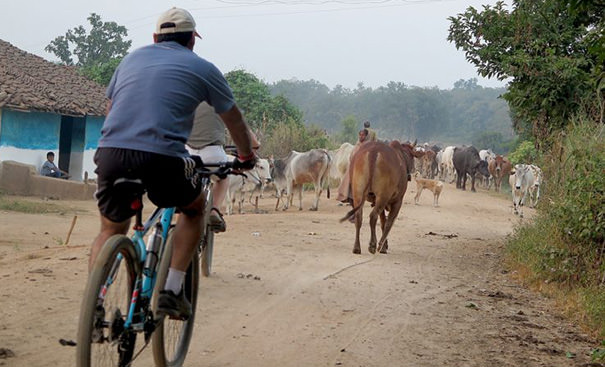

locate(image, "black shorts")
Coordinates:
94 148 201 223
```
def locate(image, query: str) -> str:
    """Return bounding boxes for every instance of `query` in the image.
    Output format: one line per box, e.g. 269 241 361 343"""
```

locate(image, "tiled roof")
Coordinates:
0 39 107 116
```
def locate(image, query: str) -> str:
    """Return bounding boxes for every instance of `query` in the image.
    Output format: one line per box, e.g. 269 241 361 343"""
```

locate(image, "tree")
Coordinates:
337 115 359 144
225 69 304 134
448 0 604 147
45 13 131 85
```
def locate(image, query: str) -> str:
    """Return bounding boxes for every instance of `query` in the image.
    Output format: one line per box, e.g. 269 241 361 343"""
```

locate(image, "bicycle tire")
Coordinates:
200 228 214 277
76 235 140 367
151 229 199 367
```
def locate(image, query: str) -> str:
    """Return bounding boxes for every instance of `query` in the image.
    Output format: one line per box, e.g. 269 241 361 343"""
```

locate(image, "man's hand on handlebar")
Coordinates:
233 152 257 171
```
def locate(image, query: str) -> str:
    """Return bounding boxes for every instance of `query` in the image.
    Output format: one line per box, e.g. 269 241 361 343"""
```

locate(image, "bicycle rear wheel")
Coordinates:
76 235 140 367
152 229 199 367
200 227 214 277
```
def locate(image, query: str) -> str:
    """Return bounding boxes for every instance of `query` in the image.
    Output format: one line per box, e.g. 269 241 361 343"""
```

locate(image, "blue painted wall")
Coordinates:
85 116 104 150
0 110 61 150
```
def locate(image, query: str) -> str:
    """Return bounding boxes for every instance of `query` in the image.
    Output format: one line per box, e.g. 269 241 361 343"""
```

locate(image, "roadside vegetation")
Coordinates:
449 0 604 340
0 192 81 215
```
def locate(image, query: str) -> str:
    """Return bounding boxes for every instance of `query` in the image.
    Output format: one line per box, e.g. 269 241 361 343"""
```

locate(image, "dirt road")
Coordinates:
0 182 600 366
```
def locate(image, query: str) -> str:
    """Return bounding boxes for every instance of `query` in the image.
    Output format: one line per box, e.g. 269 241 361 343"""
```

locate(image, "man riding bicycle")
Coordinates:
91 7 256 320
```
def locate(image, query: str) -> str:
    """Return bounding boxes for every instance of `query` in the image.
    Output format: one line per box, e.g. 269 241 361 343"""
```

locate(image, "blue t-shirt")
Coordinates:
99 42 235 157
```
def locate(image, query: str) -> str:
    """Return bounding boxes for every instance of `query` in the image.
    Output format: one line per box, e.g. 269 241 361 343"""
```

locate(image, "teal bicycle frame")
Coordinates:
112 206 173 331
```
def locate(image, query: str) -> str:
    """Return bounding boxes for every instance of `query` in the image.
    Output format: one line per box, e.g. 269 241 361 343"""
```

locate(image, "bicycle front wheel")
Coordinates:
76 235 140 367
200 227 214 277
152 229 199 367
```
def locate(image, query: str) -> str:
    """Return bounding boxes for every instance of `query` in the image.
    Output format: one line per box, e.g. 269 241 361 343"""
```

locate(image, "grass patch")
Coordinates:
0 193 85 215
0 196 63 214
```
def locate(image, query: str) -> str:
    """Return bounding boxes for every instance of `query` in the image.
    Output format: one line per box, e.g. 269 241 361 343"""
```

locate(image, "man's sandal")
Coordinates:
208 207 226 233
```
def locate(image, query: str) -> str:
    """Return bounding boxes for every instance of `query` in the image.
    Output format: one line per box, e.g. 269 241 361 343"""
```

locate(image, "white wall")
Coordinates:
0 146 47 173
83 149 97 180
0 146 97 181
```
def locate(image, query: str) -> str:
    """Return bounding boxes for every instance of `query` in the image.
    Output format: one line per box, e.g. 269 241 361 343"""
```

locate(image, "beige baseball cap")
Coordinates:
156 7 201 38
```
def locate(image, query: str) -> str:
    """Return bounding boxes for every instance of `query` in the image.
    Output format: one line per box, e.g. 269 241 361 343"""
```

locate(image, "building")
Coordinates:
0 39 106 181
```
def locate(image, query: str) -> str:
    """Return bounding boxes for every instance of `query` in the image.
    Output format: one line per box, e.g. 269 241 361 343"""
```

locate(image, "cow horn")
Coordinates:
411 139 417 148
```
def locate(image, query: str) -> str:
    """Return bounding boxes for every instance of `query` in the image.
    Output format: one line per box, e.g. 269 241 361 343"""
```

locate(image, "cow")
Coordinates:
479 149 496 162
271 149 331 211
527 164 543 208
340 140 423 254
439 146 456 183
452 146 490 192
329 142 355 186
509 163 535 218
225 158 272 214
488 155 512 192
479 149 497 188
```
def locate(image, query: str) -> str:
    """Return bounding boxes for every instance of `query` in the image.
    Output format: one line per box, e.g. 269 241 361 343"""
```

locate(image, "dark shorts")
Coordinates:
94 148 201 223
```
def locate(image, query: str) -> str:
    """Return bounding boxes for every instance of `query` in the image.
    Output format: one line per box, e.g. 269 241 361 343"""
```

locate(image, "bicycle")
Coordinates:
76 158 237 367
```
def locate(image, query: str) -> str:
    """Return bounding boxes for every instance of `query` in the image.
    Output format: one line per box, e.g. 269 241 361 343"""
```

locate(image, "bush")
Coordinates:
506 120 605 336
508 140 538 165
262 122 333 159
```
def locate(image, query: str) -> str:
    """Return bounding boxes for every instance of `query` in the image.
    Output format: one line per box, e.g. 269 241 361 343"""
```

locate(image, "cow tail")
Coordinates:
339 203 363 223
323 149 332 199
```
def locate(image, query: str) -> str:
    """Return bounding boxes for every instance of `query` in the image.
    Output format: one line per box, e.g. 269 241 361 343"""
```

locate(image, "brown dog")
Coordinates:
413 172 443 207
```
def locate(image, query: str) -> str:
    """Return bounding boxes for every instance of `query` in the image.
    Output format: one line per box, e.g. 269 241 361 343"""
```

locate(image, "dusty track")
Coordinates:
0 182 600 366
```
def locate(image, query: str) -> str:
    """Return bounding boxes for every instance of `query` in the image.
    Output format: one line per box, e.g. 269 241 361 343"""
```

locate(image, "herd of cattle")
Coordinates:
220 140 543 253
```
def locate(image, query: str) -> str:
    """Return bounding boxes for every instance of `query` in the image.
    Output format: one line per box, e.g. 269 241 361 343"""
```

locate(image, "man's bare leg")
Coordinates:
89 216 130 270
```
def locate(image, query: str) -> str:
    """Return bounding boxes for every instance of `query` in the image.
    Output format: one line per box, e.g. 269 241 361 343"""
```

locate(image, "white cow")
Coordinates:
479 149 496 162
329 142 354 186
509 164 535 218
527 164 543 208
479 149 496 188
271 149 331 211
439 146 456 183
225 158 272 214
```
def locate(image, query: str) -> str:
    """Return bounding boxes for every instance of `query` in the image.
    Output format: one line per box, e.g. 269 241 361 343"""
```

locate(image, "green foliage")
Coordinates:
335 115 359 144
0 197 62 214
506 121 605 336
448 0 604 145
549 122 604 247
225 70 304 135
508 140 537 165
262 123 331 159
471 131 516 155
270 78 513 144
592 340 605 361
226 70 332 157
46 13 131 68
46 13 131 86
80 58 123 86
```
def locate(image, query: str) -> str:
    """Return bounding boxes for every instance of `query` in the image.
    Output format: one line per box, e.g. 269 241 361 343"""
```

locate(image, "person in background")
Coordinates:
91 7 256 320
186 101 260 233
336 128 372 205
40 152 70 179
363 120 377 142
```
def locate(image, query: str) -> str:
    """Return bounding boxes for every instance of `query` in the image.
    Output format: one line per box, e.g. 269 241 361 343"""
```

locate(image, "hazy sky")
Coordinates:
0 0 510 90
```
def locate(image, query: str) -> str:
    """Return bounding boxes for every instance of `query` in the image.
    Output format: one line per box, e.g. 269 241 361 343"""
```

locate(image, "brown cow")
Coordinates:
488 155 512 192
340 140 422 254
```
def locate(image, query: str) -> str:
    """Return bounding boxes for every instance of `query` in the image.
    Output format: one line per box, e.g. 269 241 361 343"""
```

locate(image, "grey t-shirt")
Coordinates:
187 102 225 149
40 160 58 176
99 41 235 157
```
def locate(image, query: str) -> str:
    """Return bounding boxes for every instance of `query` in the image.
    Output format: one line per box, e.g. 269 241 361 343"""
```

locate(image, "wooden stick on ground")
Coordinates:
65 215 77 245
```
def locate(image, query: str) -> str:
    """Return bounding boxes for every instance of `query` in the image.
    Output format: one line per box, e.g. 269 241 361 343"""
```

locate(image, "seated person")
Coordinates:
40 152 70 179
